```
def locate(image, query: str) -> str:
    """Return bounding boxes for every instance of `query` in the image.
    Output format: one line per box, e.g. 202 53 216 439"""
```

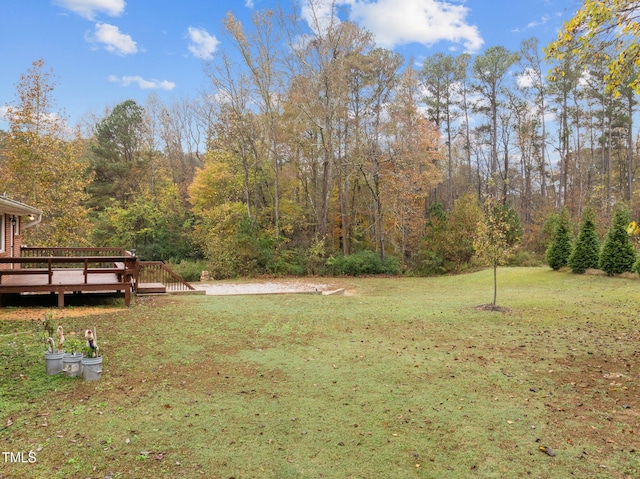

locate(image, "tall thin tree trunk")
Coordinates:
607 121 612 215
627 92 634 202
493 263 497 305
540 92 547 199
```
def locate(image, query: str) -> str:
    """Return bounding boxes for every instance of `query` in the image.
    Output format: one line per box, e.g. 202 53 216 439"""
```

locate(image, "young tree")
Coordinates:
568 208 600 273
599 204 636 275
546 207 573 270
473 195 521 305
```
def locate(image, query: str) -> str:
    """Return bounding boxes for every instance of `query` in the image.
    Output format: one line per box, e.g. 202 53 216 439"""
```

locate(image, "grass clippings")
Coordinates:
1 267 639 478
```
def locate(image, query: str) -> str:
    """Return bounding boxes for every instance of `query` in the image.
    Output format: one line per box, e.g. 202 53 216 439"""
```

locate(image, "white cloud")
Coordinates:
109 75 176 90
517 74 533 89
88 23 137 55
512 15 550 33
300 0 483 53
301 0 340 35
245 0 255 7
517 68 540 89
345 0 483 52
186 27 219 60
0 105 9 121
527 15 549 29
53 0 125 20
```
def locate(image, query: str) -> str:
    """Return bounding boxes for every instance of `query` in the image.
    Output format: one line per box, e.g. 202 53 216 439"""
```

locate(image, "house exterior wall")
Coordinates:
14 217 22 260
0 215 22 269
0 214 9 268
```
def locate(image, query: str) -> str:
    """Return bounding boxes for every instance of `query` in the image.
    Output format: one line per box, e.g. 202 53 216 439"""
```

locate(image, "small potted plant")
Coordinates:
81 328 102 381
44 337 64 375
62 334 84 377
43 317 64 375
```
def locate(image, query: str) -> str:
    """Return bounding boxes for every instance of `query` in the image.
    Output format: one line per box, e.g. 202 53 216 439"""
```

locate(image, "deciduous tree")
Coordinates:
472 46 520 196
473 195 521 305
546 0 640 96
0 59 92 246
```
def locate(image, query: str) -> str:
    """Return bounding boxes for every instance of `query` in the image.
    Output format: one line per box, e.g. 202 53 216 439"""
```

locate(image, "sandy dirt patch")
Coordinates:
193 279 338 295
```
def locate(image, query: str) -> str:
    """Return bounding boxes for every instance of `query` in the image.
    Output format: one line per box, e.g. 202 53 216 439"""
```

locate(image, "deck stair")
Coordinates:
136 261 199 295
136 282 167 294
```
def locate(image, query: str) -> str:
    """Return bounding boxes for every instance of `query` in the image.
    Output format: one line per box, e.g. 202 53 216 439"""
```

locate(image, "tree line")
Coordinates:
1 2 639 278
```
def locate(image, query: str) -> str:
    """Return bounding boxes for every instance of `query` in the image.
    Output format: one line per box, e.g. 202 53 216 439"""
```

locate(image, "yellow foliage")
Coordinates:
0 59 93 246
188 151 246 213
545 0 640 96
626 221 640 235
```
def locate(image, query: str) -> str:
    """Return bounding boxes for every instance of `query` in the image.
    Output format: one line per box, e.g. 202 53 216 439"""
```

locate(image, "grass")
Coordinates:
1 267 639 479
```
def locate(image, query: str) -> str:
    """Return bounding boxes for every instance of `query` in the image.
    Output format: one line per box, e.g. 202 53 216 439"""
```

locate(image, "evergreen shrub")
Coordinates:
599 206 636 276
568 209 600 274
546 208 573 270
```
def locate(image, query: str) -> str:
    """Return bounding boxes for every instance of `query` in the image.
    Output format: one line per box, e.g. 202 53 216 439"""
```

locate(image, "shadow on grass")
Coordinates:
0 292 126 308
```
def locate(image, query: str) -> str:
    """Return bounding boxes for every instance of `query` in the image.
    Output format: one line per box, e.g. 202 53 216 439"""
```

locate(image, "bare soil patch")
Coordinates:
475 303 512 313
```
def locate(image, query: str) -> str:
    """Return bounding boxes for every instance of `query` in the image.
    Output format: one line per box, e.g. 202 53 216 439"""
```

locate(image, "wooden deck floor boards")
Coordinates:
1 269 122 286
0 269 132 307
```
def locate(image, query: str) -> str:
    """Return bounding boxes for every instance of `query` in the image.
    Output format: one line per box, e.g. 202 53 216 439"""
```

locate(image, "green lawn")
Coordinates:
1 267 639 478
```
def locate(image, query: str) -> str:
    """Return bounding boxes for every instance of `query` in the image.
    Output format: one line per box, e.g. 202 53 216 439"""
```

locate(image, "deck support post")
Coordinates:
57 290 64 308
125 286 130 306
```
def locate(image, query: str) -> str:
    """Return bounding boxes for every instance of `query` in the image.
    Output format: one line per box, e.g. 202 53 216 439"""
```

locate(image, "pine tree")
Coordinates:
568 209 600 274
546 208 572 271
599 205 636 276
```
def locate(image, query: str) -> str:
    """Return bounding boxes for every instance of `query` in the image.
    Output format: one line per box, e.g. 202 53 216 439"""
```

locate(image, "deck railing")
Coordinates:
137 261 195 292
21 247 131 258
14 247 194 293
0 256 136 285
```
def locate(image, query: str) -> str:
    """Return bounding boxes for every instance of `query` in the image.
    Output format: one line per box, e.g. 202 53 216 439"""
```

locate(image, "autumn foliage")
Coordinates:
3 1 640 279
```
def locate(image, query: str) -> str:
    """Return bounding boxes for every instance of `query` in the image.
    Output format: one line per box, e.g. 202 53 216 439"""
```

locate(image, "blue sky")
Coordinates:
0 0 581 130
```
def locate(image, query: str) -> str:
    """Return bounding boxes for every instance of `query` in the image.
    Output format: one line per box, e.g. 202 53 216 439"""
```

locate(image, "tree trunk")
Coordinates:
627 91 634 202
493 262 497 305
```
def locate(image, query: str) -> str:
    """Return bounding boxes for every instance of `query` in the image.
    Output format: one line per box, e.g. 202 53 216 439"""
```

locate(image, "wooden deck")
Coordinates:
0 270 131 307
0 248 196 308
0 254 135 307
